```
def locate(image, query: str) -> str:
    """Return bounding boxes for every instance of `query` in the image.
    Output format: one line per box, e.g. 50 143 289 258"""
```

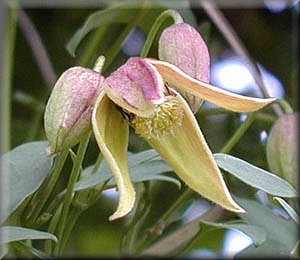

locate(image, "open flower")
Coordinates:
44 22 275 221
92 55 275 221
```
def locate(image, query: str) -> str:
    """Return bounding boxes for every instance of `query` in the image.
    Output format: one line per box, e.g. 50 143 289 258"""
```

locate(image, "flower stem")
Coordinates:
53 133 91 256
220 112 257 154
135 187 193 253
140 9 183 58
25 149 69 227
1 2 17 153
276 98 294 114
44 205 62 254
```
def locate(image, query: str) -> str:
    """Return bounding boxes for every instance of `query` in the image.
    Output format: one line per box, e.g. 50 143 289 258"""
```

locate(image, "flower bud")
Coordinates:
266 113 299 188
159 23 210 113
44 67 104 155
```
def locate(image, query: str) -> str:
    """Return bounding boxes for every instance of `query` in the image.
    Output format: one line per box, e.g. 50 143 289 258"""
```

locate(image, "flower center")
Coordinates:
131 96 184 139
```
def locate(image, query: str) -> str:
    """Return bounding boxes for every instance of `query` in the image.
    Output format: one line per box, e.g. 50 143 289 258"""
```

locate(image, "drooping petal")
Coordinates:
159 22 210 112
92 92 135 221
103 57 165 117
132 89 245 213
147 59 276 112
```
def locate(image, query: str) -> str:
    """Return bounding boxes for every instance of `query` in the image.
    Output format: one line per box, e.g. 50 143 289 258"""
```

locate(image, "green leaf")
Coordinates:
0 141 53 224
74 150 180 191
142 214 265 256
180 221 266 257
66 4 138 56
214 153 297 198
235 197 298 256
10 241 53 259
66 0 197 57
273 197 299 224
200 221 266 246
0 226 57 244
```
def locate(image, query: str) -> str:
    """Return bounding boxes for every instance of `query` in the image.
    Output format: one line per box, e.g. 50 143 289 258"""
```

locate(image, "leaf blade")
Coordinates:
0 141 53 224
0 226 57 244
214 153 297 198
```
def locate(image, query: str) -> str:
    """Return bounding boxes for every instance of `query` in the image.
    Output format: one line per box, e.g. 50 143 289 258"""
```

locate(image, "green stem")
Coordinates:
220 112 257 154
276 98 294 114
25 149 69 226
53 133 91 256
103 24 134 71
140 9 183 58
77 27 107 67
198 108 276 123
92 153 103 173
1 3 17 153
57 207 82 254
44 205 62 254
135 187 193 253
103 4 149 71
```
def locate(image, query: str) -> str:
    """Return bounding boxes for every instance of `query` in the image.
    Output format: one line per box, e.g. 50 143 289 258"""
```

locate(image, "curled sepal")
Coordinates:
103 57 165 117
92 92 135 221
144 89 245 213
147 59 276 112
159 23 210 113
44 67 104 155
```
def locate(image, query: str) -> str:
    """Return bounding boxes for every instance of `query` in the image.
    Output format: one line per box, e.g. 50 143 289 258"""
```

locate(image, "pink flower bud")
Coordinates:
266 113 299 188
44 66 104 155
159 23 210 112
103 57 165 117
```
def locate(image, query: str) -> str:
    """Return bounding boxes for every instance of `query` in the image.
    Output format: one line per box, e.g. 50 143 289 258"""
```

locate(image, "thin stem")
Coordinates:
135 188 193 253
276 98 294 114
159 188 192 222
200 0 283 116
103 4 149 71
57 207 82 254
92 153 103 174
1 3 17 153
198 108 276 123
77 27 107 67
25 149 69 226
220 112 257 154
17 9 56 88
140 10 183 58
53 133 91 256
17 9 57 141
103 24 134 71
44 205 62 254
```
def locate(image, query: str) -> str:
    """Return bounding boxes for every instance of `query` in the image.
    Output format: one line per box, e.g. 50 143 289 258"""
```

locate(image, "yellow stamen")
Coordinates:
131 96 184 139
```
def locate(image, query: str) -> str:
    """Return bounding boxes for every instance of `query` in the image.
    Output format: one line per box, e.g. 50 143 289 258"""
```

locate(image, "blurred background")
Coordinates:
10 0 298 257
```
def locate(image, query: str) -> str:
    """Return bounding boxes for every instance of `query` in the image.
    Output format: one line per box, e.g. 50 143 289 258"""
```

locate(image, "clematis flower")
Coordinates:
92 55 275 220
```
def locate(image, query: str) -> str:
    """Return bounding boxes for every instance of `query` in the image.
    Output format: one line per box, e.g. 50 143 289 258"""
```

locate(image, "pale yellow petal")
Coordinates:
145 90 245 213
147 59 276 112
92 92 135 221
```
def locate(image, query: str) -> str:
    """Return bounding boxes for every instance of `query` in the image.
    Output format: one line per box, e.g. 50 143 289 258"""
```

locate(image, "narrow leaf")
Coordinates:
147 59 275 112
200 221 266 246
0 141 53 224
74 154 180 191
236 197 298 256
274 197 299 224
0 226 57 244
214 153 297 198
92 93 135 221
66 5 139 56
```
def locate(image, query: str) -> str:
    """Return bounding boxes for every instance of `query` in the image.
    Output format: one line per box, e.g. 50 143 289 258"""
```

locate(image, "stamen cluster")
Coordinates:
131 96 184 139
